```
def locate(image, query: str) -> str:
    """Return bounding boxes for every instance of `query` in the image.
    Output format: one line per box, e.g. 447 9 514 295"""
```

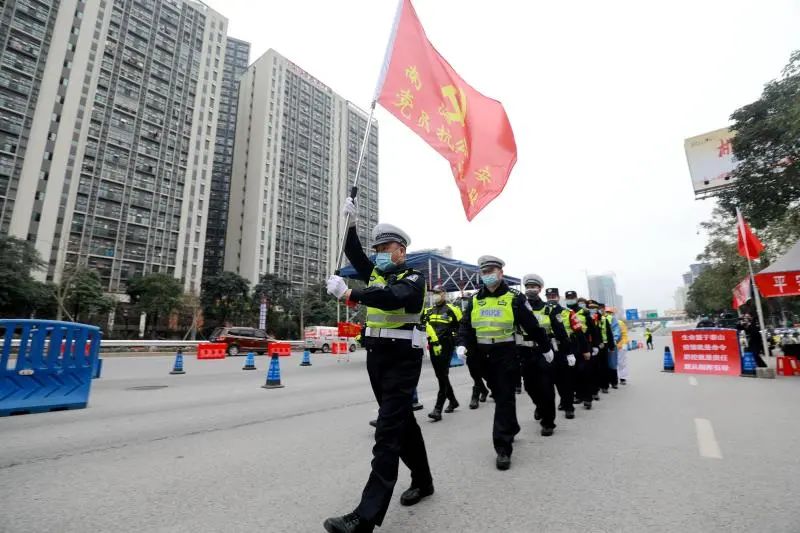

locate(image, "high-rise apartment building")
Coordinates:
203 36 249 282
588 273 623 310
1 0 229 295
225 49 379 291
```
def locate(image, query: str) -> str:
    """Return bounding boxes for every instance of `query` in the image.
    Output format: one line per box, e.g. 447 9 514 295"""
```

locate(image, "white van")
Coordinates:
304 326 357 353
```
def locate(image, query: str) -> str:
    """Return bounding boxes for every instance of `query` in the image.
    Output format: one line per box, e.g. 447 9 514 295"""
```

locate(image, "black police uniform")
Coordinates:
458 281 549 458
567 300 596 407
545 300 578 415
343 227 432 527
422 301 460 411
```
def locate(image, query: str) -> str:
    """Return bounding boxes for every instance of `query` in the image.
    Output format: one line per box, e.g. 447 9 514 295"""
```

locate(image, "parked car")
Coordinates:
209 327 275 356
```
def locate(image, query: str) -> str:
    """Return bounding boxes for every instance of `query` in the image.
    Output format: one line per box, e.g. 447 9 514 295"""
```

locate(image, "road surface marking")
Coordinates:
688 376 698 386
694 418 722 459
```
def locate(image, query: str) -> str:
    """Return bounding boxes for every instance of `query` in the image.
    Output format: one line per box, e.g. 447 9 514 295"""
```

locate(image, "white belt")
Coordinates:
477 336 515 345
364 327 414 340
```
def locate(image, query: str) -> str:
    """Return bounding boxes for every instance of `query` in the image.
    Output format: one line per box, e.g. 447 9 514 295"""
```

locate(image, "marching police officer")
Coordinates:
324 200 432 533
422 284 461 421
517 274 559 436
456 256 552 470
565 291 596 409
544 287 578 420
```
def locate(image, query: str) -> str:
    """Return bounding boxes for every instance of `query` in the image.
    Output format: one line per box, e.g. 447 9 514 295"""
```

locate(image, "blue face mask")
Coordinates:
375 252 397 272
565 299 577 306
578 302 587 309
481 273 499 287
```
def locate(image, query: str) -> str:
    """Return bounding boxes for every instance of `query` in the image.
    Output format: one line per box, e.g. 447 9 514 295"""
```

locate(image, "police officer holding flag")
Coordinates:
456 255 552 470
323 199 432 533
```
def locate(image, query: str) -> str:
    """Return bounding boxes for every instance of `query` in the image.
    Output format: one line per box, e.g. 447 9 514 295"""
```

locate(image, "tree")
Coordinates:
252 273 293 337
0 235 51 318
53 266 114 322
127 273 184 337
720 50 800 229
201 271 251 327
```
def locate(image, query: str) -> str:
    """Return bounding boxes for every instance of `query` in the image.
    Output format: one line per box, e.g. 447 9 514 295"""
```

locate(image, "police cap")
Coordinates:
523 273 545 288
545 288 560 297
371 223 410 249
478 255 505 270
564 290 578 299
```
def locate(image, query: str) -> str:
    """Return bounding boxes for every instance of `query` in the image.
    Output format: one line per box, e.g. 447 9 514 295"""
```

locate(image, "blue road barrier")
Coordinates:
0 319 101 416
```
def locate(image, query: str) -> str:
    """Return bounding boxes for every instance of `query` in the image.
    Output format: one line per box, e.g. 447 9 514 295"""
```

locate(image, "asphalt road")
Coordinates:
1 334 799 532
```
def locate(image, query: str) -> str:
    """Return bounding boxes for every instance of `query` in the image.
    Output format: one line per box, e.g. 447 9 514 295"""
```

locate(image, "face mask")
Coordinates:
565 299 577 306
578 302 587 309
590 309 598 317
375 252 396 272
525 287 541 298
546 300 558 307
482 273 499 287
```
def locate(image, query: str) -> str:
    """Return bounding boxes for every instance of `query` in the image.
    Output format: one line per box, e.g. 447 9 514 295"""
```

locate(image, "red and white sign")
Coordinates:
671 329 741 376
754 272 800 298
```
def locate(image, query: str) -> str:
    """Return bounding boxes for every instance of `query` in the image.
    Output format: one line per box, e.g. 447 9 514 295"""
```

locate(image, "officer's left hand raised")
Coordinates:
326 275 348 299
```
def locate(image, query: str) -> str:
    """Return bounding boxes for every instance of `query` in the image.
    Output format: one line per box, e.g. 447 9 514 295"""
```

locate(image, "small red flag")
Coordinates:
736 208 764 260
375 0 517 221
732 276 751 310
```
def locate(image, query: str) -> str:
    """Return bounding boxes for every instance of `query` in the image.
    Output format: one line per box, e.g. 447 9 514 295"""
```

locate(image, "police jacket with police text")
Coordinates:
344 227 425 322
457 281 549 351
529 298 571 351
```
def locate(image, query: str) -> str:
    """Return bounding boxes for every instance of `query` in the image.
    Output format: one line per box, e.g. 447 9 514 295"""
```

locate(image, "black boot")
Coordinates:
584 400 592 410
412 402 424 411
469 389 480 409
541 425 555 437
444 399 459 413
534 408 541 421
427 408 442 422
400 484 434 506
565 410 575 419
323 511 374 533
479 390 489 402
496 453 511 470
601 388 609 394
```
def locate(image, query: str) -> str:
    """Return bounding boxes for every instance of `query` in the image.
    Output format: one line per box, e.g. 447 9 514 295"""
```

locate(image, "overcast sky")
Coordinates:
203 0 800 312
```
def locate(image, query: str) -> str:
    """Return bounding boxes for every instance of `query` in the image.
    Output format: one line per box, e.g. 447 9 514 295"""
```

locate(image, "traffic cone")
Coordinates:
300 350 312 366
449 349 464 367
740 352 757 378
662 346 674 372
242 352 256 370
261 354 285 389
170 349 185 375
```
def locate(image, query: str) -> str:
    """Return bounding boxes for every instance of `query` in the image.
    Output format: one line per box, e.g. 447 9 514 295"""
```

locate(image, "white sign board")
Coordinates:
684 127 738 196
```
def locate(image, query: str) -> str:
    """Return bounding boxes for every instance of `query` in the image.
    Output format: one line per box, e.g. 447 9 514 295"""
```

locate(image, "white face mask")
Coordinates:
525 287 541 298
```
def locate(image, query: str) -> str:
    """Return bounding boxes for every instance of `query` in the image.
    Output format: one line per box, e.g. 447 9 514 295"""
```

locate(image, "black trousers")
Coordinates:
431 339 457 409
484 345 520 456
466 349 489 395
575 354 594 403
554 351 575 413
519 348 556 429
356 341 432 526
646 339 654 350
607 349 619 387
595 347 610 391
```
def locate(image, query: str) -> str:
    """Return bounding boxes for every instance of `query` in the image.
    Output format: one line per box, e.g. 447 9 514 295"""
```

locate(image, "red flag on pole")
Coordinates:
736 208 764 260
732 276 752 310
374 0 517 221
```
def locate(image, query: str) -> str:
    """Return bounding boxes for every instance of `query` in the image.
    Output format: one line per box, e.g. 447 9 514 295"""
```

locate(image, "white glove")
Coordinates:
456 346 467 357
342 197 357 228
543 350 554 364
567 354 576 367
326 275 348 299
591 347 599 357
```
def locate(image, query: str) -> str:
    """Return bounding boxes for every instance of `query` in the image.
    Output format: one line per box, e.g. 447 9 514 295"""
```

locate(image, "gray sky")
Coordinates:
203 0 800 312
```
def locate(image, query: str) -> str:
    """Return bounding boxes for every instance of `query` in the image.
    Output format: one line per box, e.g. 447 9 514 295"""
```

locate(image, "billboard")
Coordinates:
640 309 658 319
684 127 738 197
625 309 639 320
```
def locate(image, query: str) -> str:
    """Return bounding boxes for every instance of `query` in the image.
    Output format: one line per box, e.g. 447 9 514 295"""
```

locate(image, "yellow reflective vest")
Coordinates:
365 268 424 329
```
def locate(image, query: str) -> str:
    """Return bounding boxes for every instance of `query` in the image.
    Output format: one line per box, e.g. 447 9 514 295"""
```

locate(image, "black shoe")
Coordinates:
496 454 511 471
469 394 479 409
479 390 489 402
400 484 434 506
541 426 555 437
412 402 424 411
444 400 459 413
515 386 522 395
323 512 374 533
565 410 575 419
601 388 609 394
593 394 600 401
368 419 377 428
557 404 565 411
612 384 618 389
584 401 592 410
620 379 627 385
427 409 442 422
534 408 541 421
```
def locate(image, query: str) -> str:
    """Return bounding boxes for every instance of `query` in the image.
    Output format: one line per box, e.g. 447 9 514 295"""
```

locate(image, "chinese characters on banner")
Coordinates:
375 0 517 221
671 329 741 376
754 272 800 298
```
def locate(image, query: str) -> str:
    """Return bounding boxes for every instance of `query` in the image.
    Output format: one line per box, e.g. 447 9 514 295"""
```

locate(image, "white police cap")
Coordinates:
523 273 544 287
372 223 410 248
478 255 505 269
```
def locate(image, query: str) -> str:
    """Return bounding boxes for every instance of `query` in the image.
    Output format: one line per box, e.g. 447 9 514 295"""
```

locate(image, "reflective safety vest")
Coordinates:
425 303 463 328
532 306 552 336
365 268 424 329
425 322 442 356
471 291 516 344
600 315 610 344
574 309 589 333
557 309 574 337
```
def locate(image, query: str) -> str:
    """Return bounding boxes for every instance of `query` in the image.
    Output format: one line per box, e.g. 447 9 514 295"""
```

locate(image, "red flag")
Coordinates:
375 0 517 221
736 208 764 260
732 276 751 310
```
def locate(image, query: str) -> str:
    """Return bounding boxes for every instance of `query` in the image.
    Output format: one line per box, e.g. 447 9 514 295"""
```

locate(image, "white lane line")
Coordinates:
688 376 698 386
694 418 722 459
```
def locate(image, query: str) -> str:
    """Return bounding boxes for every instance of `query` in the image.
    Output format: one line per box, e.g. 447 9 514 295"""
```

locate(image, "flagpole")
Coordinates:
333 0 404 275
737 207 770 359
